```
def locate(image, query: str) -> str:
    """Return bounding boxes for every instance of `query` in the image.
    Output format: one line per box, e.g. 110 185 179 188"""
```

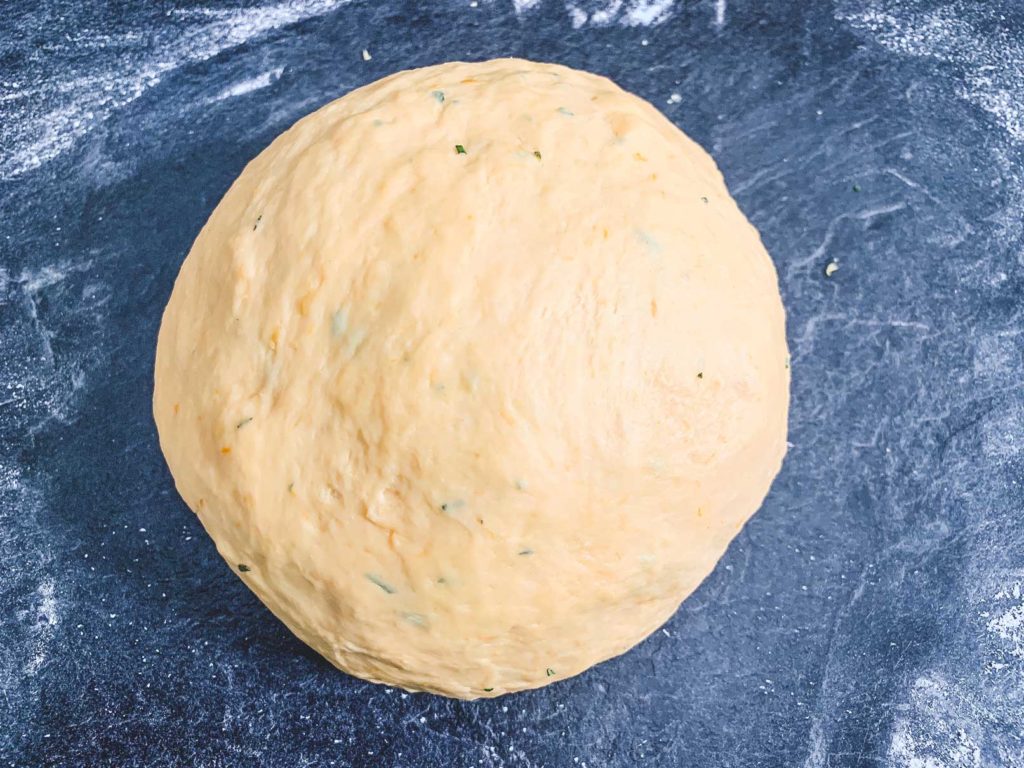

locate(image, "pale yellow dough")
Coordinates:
153 59 789 698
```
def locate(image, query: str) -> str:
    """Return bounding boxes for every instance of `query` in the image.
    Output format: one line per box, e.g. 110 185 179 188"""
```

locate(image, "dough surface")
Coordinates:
153 59 789 698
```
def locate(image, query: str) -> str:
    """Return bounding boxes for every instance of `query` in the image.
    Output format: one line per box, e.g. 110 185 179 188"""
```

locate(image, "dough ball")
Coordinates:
153 59 789 698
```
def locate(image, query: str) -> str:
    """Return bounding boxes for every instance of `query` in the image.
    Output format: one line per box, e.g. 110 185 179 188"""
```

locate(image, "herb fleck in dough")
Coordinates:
153 59 790 699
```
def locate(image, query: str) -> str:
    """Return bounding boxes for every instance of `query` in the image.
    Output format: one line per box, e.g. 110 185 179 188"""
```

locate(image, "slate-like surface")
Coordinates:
2 1 1023 765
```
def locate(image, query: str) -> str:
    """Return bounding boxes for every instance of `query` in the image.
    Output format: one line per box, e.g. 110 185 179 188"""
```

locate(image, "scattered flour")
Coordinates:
568 6 589 27
800 719 826 768
22 579 59 677
837 1 1024 143
560 0 676 28
883 576 1024 768
0 260 86 698
987 581 1024 661
0 462 59 695
868 453 1024 768
972 333 1020 379
512 0 544 13
980 404 1024 460
887 676 983 768
0 0 349 180
619 0 675 26
2 0 683 179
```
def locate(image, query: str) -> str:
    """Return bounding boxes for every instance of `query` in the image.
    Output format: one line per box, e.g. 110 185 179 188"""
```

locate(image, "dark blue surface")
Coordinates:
2 1 1023 765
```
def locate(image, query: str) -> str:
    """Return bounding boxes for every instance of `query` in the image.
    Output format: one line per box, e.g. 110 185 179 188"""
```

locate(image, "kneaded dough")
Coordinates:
154 59 789 698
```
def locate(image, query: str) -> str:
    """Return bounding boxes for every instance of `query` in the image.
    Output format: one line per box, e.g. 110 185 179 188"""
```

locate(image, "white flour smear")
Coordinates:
22 578 59 677
837 1 1024 143
881 574 1024 768
0 0 348 180
0 462 59 695
713 0 726 29
987 581 1024 662
512 0 544 13
981 404 1024 461
887 676 983 768
835 7 1024 765
514 0 677 28
619 0 675 27
0 259 108 698
211 67 285 102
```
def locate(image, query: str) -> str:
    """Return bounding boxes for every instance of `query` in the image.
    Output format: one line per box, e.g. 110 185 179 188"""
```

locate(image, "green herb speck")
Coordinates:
635 229 661 253
366 574 396 594
238 564 251 572
533 150 542 160
697 372 703 379
253 215 262 231
440 499 465 512
236 417 253 429
784 355 791 370
546 667 555 677
432 90 445 103
455 144 467 155
557 107 574 116
484 687 494 692
852 183 861 192
514 479 527 491
331 308 349 337
518 548 534 556
700 196 709 204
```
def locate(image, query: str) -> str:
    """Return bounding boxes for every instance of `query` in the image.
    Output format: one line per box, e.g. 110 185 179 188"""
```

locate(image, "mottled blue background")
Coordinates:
2 1 1023 766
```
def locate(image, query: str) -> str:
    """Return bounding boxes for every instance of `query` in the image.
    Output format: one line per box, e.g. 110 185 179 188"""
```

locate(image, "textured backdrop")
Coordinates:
2 1 1023 766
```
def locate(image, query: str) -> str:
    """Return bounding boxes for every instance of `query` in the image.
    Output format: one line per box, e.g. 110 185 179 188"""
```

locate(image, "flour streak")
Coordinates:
838 1 1024 143
0 0 348 180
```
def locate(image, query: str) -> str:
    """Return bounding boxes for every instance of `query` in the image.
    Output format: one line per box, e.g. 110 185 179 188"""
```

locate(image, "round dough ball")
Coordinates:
153 59 789 698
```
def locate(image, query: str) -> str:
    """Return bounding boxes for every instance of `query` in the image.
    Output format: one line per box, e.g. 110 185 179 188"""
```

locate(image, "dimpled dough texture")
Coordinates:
153 59 789 698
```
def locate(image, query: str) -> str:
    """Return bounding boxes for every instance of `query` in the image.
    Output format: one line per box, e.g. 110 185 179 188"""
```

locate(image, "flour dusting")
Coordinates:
0 253 106 711
972 333 1020 379
0 0 348 180
211 67 285 102
0 462 59 697
562 0 676 28
987 581 1024 661
882 573 1024 768
6 261 98 429
800 719 826 768
512 0 544 13
568 5 588 27
620 0 674 26
838 1 1024 143
981 404 1024 460
887 676 983 768
19 261 94 296
713 0 726 29
22 579 59 677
